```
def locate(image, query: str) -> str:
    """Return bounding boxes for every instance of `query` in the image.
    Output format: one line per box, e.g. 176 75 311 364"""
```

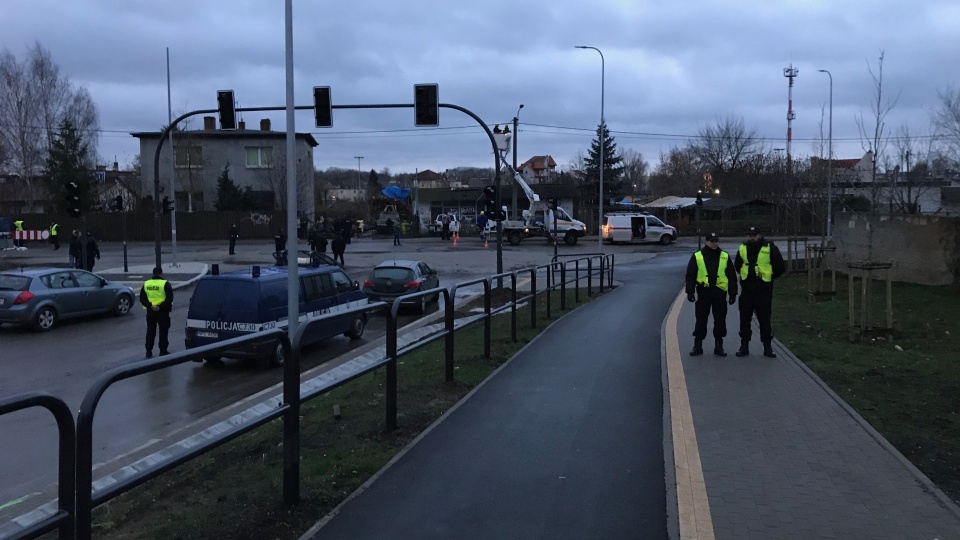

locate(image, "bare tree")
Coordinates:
648 147 702 198
854 50 899 208
854 50 900 259
932 85 960 166
690 115 761 191
887 125 934 214
620 148 649 193
0 42 100 211
264 159 312 212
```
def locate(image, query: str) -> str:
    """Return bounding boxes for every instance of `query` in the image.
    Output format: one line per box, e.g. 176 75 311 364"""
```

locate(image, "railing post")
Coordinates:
560 263 567 310
386 304 398 431
530 269 537 329
282 334 299 505
574 259 580 303
510 273 517 342
484 281 492 358
546 264 552 319
444 289 455 382
587 257 593 296
599 256 605 292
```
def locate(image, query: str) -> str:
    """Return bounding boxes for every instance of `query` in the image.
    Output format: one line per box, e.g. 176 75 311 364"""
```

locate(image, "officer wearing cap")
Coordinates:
140 267 174 358
734 226 785 358
685 232 738 357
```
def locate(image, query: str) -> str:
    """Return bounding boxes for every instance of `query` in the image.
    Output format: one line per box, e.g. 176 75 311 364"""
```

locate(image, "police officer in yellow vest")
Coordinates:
139 267 174 358
733 226 785 358
49 222 59 250
685 232 738 356
14 219 24 248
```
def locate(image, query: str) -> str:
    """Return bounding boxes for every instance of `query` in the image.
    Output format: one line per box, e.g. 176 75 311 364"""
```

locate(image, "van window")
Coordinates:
303 273 335 302
193 280 259 312
259 281 289 310
330 270 353 293
556 208 572 221
647 217 664 228
602 216 610 226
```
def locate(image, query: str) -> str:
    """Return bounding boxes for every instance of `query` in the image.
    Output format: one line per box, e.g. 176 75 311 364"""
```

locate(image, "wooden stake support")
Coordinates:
846 261 894 343
807 245 837 301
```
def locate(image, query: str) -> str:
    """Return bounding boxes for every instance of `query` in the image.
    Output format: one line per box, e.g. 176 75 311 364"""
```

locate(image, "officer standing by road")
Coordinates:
228 224 238 255
140 267 173 358
69 230 82 268
274 228 287 265
733 226 786 358
49 222 59 250
85 232 100 272
685 232 738 356
14 219 24 248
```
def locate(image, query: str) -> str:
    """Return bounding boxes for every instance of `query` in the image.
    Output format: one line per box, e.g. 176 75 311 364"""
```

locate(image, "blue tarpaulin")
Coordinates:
381 186 411 201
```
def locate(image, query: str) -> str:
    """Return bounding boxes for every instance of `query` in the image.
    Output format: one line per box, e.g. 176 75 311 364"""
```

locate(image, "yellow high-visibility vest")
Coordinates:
50 224 58 236
143 279 168 306
739 244 772 282
14 220 24 231
695 250 729 292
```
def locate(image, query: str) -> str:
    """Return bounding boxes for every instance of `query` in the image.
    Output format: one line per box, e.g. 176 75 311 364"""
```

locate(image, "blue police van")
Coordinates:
184 264 368 367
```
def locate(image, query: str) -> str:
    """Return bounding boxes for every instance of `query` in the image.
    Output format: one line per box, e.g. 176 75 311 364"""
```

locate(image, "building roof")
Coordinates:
519 155 558 170
643 196 704 209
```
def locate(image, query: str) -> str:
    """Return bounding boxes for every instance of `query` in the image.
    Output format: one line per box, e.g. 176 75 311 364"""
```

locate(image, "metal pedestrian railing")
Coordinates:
1 254 614 540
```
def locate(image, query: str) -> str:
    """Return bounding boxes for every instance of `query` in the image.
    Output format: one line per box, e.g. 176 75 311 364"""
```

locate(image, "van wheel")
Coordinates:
660 234 673 245
564 231 578 246
345 315 365 339
507 230 522 246
269 342 285 368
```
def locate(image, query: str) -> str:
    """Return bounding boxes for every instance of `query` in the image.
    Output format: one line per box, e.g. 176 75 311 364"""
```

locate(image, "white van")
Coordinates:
602 212 678 245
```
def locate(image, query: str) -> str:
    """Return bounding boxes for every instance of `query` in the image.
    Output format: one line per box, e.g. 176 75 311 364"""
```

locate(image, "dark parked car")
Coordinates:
0 268 136 331
362 260 440 314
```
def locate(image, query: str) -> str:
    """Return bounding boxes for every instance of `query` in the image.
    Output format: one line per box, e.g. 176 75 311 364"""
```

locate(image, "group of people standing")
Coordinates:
227 223 347 267
68 230 100 271
684 226 785 358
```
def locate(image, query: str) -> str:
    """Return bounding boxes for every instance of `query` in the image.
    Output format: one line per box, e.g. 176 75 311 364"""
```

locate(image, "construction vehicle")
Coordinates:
375 204 401 234
494 164 587 246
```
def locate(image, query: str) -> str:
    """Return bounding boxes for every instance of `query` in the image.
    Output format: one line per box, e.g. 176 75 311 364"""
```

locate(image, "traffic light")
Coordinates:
483 186 498 216
65 181 82 218
162 196 174 214
217 89 237 130
113 195 123 212
414 83 439 126
547 198 559 211
313 86 332 128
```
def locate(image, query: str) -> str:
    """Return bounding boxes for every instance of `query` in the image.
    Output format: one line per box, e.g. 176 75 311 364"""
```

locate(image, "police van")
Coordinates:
602 212 678 245
184 264 368 367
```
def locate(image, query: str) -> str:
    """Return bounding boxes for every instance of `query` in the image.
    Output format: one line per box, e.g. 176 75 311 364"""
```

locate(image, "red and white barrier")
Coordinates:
14 230 50 241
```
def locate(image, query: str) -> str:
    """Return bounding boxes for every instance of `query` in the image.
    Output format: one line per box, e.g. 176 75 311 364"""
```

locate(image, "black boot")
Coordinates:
735 341 749 357
763 341 777 358
689 338 704 356
714 339 727 357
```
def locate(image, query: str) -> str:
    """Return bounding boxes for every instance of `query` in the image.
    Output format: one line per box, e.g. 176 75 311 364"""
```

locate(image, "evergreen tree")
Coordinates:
583 121 625 200
214 165 253 210
367 169 381 195
45 119 94 213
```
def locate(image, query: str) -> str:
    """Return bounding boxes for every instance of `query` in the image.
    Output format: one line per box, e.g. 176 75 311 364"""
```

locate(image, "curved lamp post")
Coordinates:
575 45 605 252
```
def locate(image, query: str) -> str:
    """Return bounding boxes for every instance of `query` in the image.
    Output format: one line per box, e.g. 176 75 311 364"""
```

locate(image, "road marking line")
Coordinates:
666 292 715 540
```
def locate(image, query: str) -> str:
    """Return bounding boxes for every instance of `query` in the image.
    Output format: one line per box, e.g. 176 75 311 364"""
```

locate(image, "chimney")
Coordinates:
203 116 216 130
238 120 246 130
112 161 119 171
260 118 271 131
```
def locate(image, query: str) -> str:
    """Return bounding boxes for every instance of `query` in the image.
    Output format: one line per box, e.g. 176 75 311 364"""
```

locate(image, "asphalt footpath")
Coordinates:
299 283 960 540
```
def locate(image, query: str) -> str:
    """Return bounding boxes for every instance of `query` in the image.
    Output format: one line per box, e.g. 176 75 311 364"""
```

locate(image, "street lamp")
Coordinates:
818 69 833 240
575 45 604 253
493 125 513 283
512 104 523 220
353 155 364 197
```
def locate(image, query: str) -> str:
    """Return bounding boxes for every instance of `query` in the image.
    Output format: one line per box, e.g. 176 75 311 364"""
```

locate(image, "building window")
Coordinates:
174 146 202 169
245 146 273 169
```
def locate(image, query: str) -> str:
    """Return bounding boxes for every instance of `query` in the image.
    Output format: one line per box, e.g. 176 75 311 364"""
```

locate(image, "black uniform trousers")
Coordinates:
693 285 728 340
738 285 773 343
146 309 171 354
229 237 236 254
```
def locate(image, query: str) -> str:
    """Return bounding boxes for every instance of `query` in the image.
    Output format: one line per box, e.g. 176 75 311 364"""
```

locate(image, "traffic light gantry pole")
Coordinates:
151 100 504 274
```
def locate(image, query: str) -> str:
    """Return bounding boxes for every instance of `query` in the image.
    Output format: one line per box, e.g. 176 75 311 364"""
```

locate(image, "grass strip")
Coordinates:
773 274 960 504
76 287 606 539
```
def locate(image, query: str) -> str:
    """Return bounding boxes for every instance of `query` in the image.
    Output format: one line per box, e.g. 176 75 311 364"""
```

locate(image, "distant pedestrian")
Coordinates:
733 226 786 358
69 230 82 268
49 222 60 250
85 233 100 272
477 212 489 241
228 224 238 255
331 232 346 266
685 232 738 357
342 218 353 244
140 266 173 358
387 217 401 246
310 228 327 253
274 228 287 265
441 214 451 240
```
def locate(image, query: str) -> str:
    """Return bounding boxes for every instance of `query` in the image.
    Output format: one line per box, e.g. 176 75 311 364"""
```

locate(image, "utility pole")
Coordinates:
353 156 364 194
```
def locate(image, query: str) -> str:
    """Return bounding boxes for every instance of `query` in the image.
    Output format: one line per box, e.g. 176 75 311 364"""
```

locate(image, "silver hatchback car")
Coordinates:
0 268 136 331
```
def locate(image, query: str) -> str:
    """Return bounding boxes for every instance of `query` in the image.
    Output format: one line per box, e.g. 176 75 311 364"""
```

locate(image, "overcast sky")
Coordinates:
3 0 958 176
